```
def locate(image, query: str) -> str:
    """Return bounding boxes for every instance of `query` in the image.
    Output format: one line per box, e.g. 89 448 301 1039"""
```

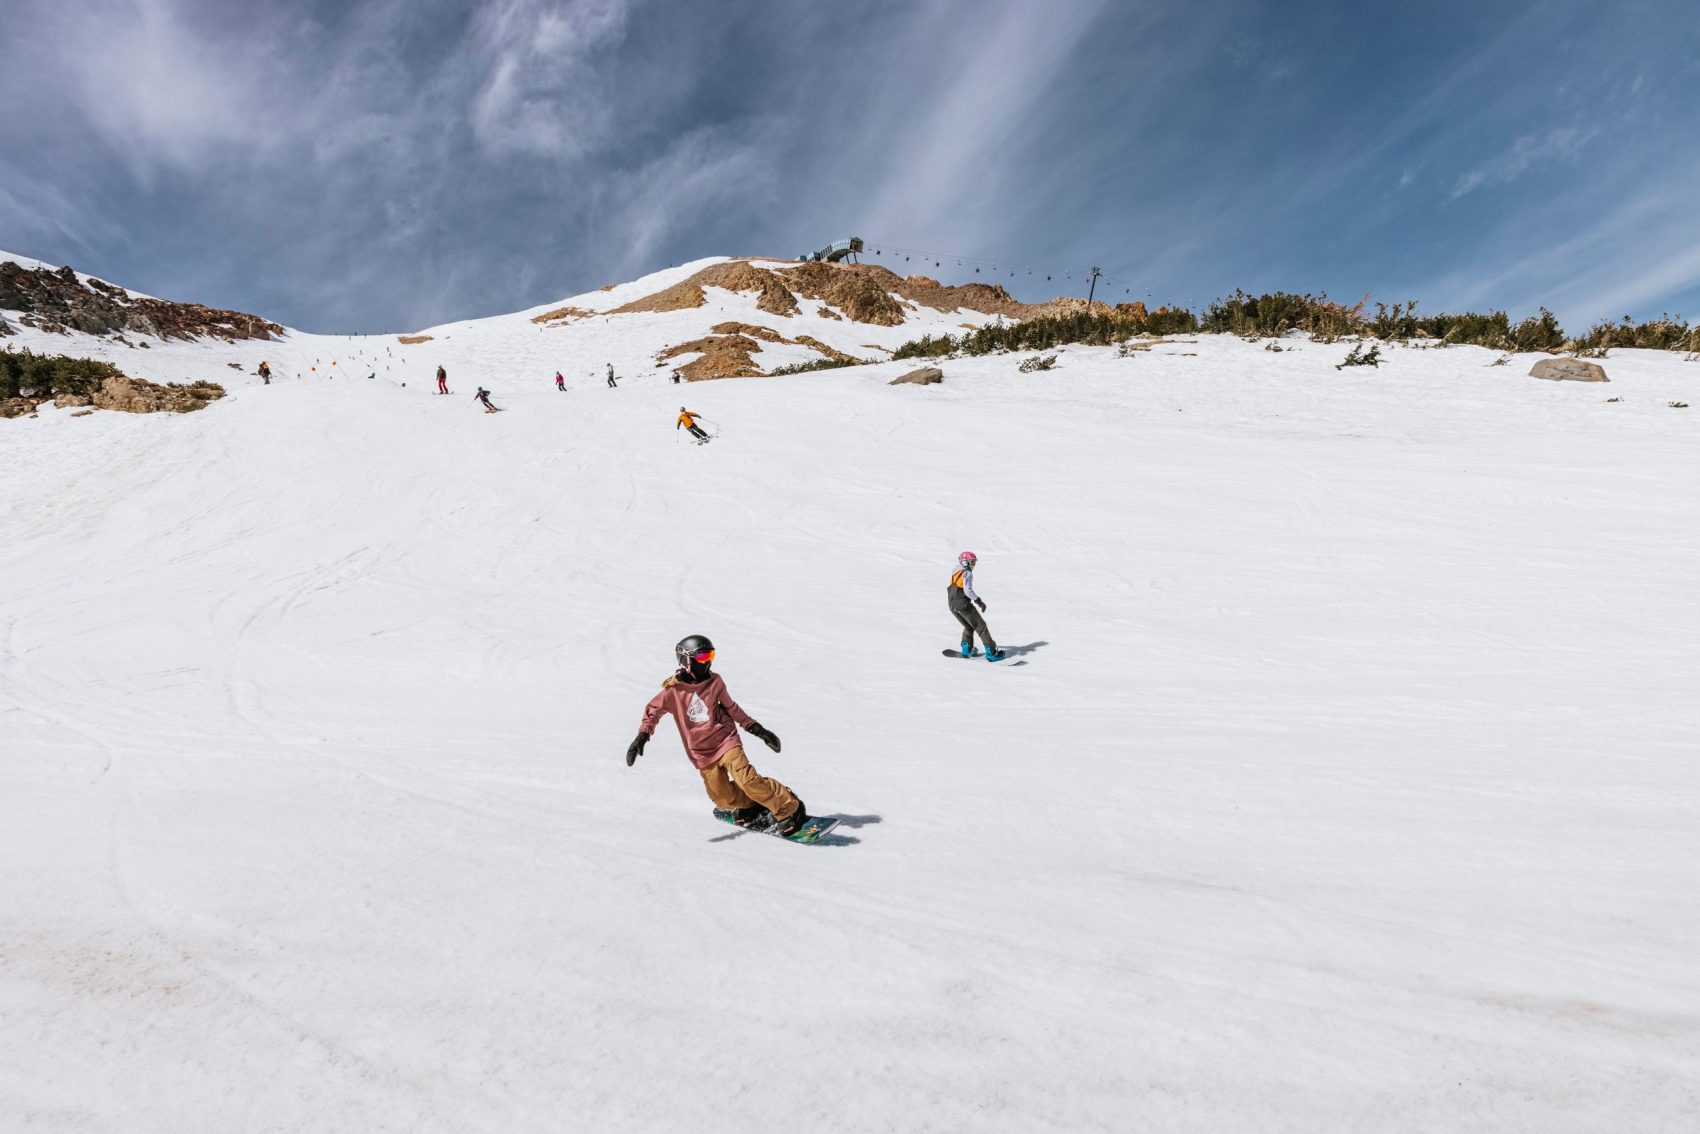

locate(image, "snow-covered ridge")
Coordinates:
1 249 1016 389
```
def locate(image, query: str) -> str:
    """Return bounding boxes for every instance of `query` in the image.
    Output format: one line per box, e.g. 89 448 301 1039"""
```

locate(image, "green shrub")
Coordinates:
1510 307 1565 353
766 357 861 376
1144 306 1199 336
1201 290 1364 341
892 289 1695 362
1018 353 1058 372
0 348 126 400
1336 343 1382 369
1572 314 1694 353
891 303 1201 360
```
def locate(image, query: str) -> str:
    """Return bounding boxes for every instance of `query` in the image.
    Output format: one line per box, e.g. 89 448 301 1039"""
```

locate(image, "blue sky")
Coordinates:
3 0 1697 333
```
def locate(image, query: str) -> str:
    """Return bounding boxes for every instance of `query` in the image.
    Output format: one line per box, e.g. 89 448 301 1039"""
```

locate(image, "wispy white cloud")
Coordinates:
1449 126 1595 198
4 0 1699 332
467 0 631 158
857 0 1112 246
42 0 281 182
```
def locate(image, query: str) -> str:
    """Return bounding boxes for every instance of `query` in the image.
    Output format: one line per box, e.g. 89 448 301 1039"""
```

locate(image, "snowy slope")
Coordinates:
3 259 1700 1131
0 254 998 392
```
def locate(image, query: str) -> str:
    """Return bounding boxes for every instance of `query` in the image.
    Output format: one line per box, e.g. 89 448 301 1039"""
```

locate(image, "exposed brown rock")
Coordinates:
397 334 434 344
711 321 786 343
656 333 766 381
779 261 907 325
794 335 857 363
0 260 284 342
658 322 863 380
612 260 799 318
90 374 226 413
1 397 38 418
607 258 1063 329
528 306 592 325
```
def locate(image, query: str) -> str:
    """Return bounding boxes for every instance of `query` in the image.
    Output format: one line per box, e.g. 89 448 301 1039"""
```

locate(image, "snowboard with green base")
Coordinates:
713 809 840 844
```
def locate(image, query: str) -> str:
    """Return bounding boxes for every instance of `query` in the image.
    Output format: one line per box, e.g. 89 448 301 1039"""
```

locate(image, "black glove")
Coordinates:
747 722 781 753
626 732 649 766
974 597 987 613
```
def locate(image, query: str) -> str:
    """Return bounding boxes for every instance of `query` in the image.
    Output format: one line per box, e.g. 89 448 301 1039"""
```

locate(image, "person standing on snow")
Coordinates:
676 406 710 443
606 363 618 388
948 551 1005 661
555 371 566 392
436 365 449 395
258 361 271 385
474 386 497 413
625 635 810 835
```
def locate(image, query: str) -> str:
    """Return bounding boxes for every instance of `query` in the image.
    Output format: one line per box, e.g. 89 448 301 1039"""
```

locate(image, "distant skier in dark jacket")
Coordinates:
474 386 497 413
606 363 618 388
436 365 449 395
625 635 810 835
676 407 709 442
948 551 1004 661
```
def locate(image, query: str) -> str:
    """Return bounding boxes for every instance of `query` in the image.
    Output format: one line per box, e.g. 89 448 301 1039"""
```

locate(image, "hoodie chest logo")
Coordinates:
686 692 710 724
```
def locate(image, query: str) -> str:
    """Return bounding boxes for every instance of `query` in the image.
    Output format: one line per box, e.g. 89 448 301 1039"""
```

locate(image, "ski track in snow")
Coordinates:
2 260 1699 1130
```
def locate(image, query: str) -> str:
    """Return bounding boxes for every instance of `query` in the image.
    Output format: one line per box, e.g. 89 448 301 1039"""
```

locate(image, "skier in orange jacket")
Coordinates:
677 407 709 443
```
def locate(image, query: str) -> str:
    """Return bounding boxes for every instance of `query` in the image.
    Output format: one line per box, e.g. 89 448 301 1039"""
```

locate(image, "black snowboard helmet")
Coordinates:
675 634 715 678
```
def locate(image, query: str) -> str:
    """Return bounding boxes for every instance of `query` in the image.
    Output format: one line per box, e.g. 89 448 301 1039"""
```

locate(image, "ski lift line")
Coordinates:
860 236 1203 306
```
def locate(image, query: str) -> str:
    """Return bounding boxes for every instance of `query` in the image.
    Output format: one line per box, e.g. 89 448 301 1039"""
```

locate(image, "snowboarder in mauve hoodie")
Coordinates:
625 635 809 835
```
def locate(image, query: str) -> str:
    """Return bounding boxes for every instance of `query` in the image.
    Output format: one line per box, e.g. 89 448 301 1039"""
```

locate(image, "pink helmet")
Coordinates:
958 551 977 567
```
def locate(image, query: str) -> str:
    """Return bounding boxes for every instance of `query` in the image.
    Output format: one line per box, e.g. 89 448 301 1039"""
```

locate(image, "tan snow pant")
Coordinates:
700 746 799 820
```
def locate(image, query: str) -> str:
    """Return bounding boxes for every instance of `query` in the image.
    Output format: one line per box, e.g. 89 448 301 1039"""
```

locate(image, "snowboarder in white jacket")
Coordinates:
948 551 1004 661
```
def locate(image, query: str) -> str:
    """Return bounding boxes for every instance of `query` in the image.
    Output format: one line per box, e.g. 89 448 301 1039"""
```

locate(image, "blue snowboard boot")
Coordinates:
984 645 1007 662
959 642 979 658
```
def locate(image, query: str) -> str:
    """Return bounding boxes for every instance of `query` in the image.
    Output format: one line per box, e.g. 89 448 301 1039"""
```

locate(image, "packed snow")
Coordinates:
3 258 1698 1131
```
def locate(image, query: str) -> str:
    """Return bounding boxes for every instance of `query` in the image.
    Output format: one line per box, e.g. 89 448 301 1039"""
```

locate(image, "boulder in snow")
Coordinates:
1530 358 1608 382
890 367 943 386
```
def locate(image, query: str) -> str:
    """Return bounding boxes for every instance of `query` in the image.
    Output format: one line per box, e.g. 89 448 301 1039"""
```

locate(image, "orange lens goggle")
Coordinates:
690 648 715 664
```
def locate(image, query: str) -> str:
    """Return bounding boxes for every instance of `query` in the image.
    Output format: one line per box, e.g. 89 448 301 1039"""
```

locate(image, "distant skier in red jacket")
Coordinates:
625 635 809 835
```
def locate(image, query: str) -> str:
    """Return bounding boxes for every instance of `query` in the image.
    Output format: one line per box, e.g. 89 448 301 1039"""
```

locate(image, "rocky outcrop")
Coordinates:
0 348 226 418
656 333 767 380
606 258 1055 329
889 367 943 386
0 261 284 342
1530 358 1609 382
658 322 865 380
90 375 226 413
612 260 798 318
528 306 592 325
780 261 907 325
